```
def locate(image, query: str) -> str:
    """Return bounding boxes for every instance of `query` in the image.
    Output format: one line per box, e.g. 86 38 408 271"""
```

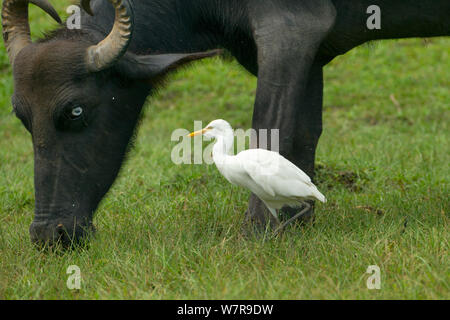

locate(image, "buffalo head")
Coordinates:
2 0 217 247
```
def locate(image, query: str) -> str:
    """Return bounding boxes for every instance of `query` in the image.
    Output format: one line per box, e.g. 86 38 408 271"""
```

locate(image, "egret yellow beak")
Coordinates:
188 128 210 137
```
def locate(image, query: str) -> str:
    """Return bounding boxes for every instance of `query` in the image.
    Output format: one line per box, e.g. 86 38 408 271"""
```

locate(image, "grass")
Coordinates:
0 2 448 299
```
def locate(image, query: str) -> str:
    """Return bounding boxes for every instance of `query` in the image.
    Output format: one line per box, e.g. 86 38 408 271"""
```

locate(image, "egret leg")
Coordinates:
272 202 311 237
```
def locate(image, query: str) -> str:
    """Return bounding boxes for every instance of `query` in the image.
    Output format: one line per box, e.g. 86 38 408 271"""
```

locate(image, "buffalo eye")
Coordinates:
70 106 83 119
62 104 84 122
55 104 88 131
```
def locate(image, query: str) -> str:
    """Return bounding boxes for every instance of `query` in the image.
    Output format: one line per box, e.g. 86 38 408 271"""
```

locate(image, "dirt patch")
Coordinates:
315 163 368 192
355 205 385 216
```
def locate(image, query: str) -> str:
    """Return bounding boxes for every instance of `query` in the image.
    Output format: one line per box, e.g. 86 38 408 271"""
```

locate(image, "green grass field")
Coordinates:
0 2 448 299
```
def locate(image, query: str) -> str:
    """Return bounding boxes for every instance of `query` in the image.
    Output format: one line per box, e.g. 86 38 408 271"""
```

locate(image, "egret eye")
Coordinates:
71 106 83 119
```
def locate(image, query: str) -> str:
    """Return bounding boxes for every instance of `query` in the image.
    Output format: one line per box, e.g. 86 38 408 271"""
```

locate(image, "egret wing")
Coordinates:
240 158 277 198
237 149 313 184
236 149 325 201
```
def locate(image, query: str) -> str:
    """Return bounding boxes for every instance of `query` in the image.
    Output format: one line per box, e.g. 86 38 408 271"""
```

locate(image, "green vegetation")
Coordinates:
0 2 448 299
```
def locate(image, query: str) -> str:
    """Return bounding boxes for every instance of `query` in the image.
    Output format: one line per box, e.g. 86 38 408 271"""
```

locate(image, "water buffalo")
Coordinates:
2 0 449 246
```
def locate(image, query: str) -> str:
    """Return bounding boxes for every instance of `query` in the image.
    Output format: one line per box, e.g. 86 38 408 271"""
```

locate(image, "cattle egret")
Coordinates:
188 119 326 231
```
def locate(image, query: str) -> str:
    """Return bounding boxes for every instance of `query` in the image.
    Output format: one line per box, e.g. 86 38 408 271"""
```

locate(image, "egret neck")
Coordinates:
212 128 234 172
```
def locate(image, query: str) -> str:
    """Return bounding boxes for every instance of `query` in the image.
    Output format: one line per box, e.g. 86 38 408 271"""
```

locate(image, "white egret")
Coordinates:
188 119 326 232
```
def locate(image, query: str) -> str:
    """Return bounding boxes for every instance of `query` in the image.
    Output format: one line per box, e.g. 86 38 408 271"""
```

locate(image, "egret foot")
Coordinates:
279 200 315 226
272 202 312 237
244 195 315 236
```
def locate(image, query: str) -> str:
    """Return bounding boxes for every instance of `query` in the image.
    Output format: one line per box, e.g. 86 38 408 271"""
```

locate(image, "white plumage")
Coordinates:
189 119 326 226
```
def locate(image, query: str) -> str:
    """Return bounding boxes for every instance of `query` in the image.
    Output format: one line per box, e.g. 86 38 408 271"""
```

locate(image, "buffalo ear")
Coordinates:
116 50 222 81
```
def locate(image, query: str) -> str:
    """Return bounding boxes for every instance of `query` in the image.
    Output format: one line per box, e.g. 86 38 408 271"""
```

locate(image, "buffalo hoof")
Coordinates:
29 219 95 250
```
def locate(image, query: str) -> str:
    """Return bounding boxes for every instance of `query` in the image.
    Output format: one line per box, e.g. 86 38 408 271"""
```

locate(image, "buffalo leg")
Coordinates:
278 62 325 224
245 0 335 229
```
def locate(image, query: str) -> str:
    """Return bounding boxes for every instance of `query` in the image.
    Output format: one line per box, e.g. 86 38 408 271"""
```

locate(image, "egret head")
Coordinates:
189 119 233 139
